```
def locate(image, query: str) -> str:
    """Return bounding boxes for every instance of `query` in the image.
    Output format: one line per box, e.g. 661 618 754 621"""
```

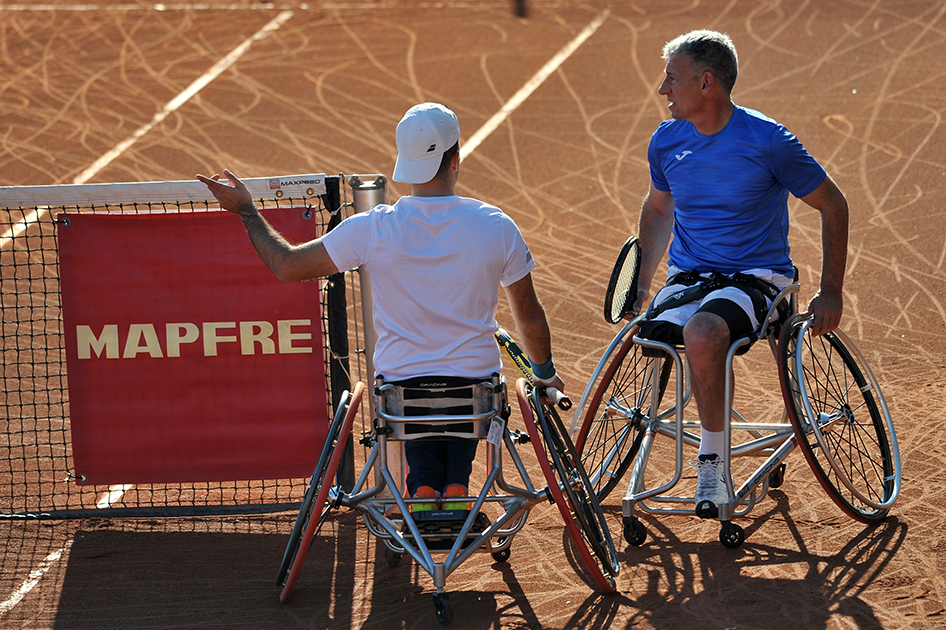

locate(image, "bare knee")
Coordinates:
683 312 730 363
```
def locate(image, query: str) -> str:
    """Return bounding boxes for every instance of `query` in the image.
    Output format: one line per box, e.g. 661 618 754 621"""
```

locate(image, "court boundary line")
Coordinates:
461 8 610 160
0 12 296 617
0 6 612 616
0 9 293 250
0 542 73 615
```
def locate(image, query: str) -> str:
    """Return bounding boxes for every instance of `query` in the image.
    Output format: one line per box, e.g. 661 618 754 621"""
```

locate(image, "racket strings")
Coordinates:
611 256 639 322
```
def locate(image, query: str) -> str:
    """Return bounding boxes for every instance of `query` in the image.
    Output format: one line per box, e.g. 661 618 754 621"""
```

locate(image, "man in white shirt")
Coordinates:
198 102 564 509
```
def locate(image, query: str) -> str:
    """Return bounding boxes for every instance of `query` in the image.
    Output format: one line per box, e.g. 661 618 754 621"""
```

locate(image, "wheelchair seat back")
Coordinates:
375 374 505 441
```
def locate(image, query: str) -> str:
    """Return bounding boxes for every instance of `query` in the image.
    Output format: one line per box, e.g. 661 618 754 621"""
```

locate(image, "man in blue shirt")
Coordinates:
635 30 849 519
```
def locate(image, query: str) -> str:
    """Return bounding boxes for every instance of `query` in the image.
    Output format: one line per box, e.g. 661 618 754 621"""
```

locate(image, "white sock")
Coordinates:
698 429 726 459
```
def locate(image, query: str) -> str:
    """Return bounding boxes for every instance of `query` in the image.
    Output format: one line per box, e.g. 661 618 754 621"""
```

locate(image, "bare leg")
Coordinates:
684 311 733 517
683 311 731 434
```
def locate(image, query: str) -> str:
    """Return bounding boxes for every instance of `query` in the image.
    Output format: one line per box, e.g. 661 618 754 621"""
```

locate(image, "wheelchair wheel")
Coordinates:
575 331 671 502
622 516 647 546
517 379 619 592
277 382 364 602
719 521 745 549
778 316 900 523
433 593 453 625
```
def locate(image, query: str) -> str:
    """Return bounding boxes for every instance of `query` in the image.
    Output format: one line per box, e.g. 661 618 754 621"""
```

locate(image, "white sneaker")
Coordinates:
695 454 728 519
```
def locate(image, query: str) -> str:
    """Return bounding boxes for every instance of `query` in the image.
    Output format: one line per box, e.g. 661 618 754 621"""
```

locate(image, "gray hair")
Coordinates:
662 30 738 93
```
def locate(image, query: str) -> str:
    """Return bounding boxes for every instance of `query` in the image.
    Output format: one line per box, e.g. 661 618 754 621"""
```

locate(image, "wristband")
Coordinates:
530 354 556 381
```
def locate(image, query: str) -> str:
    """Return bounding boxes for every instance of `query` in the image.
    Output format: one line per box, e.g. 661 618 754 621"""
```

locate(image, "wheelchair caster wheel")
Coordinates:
433 593 453 625
384 547 402 567
768 463 787 488
719 521 745 548
623 516 647 546
491 540 511 562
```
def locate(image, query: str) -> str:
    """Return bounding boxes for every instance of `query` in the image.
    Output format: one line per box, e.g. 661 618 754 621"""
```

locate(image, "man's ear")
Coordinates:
451 150 460 171
700 71 715 92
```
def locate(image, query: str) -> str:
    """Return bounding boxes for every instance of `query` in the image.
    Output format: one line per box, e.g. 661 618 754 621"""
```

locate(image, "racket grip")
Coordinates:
545 387 572 411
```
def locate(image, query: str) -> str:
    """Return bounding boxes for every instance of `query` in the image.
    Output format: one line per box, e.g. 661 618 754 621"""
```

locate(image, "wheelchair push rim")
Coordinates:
574 325 671 503
778 315 900 519
278 381 364 602
517 378 619 592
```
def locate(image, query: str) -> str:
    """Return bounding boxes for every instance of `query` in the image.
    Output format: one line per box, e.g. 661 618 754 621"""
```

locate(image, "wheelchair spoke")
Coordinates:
576 336 669 501
779 316 900 523
278 383 364 602
518 378 619 592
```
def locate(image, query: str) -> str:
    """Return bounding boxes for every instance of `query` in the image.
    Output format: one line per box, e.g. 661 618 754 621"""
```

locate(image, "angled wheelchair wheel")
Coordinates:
778 316 900 523
575 331 671 502
517 379 619 592
278 381 364 602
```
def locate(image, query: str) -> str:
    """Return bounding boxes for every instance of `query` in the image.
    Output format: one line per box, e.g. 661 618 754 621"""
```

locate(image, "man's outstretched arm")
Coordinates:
197 169 338 282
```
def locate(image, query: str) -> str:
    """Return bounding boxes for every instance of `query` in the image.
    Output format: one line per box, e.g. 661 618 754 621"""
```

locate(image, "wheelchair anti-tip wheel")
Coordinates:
778 315 900 523
490 538 511 562
277 382 364 602
768 463 787 489
575 329 672 502
517 379 620 592
384 547 403 567
622 516 647 546
433 593 453 625
719 521 745 549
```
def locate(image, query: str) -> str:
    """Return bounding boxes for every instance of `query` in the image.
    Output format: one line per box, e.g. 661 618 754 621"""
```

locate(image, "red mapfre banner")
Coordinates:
58 209 329 485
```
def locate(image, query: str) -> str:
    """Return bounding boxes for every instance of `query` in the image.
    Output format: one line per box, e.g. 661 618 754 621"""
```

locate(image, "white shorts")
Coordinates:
649 267 793 331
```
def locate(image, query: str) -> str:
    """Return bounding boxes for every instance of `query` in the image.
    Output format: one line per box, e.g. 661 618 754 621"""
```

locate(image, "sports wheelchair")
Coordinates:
276 347 619 624
571 237 902 548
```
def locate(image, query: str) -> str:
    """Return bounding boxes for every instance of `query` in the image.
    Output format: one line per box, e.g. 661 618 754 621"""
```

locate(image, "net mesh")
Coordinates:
0 175 369 518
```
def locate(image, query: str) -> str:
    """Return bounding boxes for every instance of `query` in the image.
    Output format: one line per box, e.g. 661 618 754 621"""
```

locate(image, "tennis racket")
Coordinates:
495 328 571 410
603 236 642 325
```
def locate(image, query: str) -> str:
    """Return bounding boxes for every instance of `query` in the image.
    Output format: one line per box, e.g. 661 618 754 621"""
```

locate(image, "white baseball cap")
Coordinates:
392 103 461 184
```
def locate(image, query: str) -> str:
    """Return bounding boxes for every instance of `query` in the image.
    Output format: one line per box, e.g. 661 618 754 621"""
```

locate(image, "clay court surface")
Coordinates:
2 0 945 628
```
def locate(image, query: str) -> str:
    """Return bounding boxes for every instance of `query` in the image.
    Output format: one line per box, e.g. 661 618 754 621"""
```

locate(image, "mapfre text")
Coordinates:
75 320 315 359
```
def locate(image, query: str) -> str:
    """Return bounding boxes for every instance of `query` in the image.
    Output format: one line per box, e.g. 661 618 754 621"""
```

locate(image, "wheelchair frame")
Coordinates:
571 282 902 548
277 373 619 625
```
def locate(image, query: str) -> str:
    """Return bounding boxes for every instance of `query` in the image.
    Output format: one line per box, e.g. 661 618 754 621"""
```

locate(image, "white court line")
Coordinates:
95 484 136 509
0 480 134 618
0 542 73 615
0 9 294 250
461 8 610 160
0 10 297 616
0 482 140 617
0 7 611 614
72 9 293 186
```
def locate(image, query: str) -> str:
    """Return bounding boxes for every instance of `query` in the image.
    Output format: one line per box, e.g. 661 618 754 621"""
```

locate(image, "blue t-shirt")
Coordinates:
648 105 825 276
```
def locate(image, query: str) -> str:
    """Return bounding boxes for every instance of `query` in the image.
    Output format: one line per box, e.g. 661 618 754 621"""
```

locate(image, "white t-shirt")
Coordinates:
321 195 536 381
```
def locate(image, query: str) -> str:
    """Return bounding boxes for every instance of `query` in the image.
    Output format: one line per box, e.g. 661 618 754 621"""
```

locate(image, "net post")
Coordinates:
323 175 355 491
348 176 399 494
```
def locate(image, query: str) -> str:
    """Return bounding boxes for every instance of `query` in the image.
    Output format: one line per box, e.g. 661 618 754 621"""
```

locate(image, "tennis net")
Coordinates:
0 174 378 519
